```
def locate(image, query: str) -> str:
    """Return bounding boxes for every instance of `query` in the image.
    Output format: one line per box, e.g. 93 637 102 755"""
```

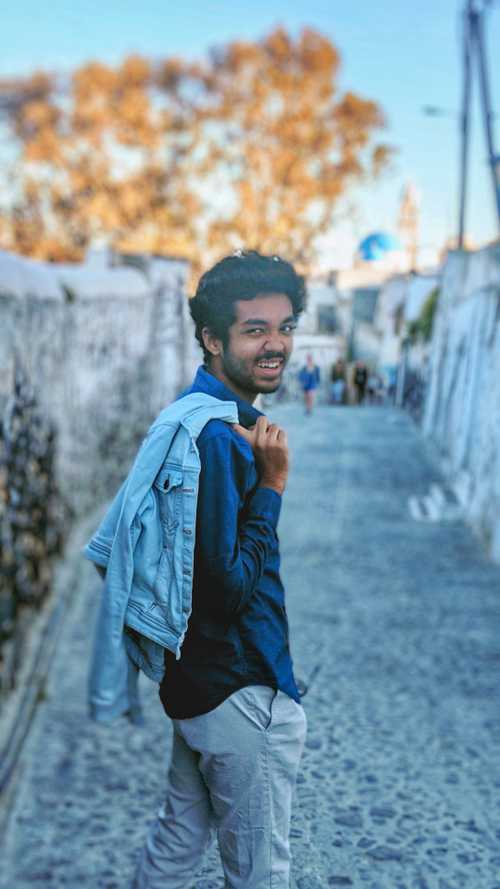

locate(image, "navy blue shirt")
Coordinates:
159 365 301 719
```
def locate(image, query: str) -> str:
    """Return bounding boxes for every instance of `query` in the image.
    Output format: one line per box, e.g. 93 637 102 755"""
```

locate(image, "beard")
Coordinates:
221 346 287 396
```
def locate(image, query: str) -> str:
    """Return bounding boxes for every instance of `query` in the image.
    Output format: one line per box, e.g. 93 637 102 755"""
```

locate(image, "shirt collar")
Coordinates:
189 365 263 429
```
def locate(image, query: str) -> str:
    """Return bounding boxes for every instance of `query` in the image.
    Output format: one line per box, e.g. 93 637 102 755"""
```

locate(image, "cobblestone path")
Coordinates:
2 405 500 889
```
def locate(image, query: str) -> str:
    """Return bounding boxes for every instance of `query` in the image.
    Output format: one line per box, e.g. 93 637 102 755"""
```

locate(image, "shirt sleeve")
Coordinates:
194 431 281 617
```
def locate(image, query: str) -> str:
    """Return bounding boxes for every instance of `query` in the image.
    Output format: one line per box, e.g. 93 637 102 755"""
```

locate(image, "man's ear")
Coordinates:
201 327 223 358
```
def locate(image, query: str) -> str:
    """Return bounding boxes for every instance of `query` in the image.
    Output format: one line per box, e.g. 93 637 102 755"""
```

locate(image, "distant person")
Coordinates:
383 366 398 403
367 371 384 405
330 358 347 405
353 360 368 405
298 353 321 414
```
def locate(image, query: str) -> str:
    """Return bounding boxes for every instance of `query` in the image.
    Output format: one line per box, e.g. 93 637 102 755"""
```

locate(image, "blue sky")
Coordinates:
1 0 499 267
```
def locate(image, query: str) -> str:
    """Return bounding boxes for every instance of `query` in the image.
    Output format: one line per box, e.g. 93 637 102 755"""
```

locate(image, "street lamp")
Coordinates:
421 105 460 119
422 104 498 119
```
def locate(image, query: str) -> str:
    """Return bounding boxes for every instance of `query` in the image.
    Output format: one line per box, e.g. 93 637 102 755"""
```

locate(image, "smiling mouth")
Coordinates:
255 358 284 371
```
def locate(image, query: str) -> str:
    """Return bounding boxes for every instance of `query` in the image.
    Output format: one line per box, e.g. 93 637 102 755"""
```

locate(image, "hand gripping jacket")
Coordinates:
83 393 239 724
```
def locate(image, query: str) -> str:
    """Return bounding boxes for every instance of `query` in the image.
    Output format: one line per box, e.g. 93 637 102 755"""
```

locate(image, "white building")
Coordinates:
280 276 346 402
375 271 441 370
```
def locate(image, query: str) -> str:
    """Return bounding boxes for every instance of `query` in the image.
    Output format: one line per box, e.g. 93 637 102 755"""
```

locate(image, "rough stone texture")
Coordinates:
423 244 500 562
0 249 197 516
1 404 500 889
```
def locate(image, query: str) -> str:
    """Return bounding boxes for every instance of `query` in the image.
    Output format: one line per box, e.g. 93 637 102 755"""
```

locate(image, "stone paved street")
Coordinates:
2 404 500 889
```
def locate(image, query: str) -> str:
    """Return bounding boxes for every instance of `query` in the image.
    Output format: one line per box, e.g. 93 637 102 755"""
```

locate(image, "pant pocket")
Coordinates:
238 685 277 732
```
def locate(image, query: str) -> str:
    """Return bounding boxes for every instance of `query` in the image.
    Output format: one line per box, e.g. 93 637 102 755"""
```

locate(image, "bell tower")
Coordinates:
398 182 420 271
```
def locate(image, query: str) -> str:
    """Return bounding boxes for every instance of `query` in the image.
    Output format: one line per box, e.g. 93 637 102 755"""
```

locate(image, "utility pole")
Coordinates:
459 0 500 248
458 4 473 248
475 2 500 232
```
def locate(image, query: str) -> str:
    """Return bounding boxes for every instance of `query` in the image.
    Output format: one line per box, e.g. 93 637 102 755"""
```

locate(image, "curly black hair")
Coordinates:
189 250 306 362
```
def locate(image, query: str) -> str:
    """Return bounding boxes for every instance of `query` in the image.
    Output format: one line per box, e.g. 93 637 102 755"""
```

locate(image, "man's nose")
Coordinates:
263 328 286 352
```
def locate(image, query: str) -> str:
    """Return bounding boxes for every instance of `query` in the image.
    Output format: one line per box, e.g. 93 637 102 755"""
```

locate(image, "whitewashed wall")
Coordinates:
423 245 500 562
0 249 195 514
374 272 440 370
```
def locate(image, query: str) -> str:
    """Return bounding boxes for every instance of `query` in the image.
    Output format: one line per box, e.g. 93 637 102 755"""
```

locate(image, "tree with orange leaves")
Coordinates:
0 28 392 271
200 28 392 266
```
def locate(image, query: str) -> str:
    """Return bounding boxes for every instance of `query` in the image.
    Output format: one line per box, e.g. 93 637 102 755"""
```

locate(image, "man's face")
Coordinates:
208 293 296 402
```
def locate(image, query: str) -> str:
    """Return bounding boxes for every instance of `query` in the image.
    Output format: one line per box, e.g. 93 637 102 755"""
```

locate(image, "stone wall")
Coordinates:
423 244 500 561
0 248 197 515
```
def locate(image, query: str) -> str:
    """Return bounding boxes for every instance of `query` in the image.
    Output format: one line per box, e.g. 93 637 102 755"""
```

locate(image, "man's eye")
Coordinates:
282 324 297 334
247 328 265 335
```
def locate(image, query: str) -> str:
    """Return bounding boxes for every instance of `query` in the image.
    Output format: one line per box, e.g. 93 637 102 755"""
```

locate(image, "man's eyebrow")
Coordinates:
240 315 296 326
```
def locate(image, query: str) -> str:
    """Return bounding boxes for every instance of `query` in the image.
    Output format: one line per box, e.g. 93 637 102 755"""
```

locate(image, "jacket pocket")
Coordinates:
153 467 183 533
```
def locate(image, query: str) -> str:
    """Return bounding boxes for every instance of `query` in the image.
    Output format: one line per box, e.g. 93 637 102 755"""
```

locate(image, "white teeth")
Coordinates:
258 360 281 368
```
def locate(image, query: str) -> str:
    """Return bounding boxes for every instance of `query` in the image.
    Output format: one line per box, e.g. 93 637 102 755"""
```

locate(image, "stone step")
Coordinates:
409 482 463 523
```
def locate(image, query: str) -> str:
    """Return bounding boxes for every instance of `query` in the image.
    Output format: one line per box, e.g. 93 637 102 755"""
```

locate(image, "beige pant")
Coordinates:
133 686 307 888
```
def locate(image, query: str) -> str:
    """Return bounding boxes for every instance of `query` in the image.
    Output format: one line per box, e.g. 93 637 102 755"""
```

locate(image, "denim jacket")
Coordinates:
83 392 239 723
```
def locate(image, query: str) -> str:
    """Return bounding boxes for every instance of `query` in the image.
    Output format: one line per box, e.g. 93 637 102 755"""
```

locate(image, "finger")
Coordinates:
274 433 288 452
255 415 271 445
267 424 281 442
255 415 271 431
232 423 254 443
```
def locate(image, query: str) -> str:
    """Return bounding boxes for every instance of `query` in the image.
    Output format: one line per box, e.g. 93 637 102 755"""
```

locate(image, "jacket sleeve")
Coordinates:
82 476 129 569
194 431 281 617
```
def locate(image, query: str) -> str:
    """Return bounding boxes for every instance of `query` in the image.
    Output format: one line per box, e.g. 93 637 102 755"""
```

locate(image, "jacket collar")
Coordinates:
189 365 263 429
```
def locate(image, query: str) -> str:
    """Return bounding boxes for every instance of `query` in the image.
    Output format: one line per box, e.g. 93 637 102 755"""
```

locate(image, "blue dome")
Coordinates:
358 232 401 261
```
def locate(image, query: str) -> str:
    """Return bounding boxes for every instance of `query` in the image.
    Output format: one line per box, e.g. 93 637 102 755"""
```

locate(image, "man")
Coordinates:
353 360 368 405
134 250 307 888
298 353 321 415
330 358 347 406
